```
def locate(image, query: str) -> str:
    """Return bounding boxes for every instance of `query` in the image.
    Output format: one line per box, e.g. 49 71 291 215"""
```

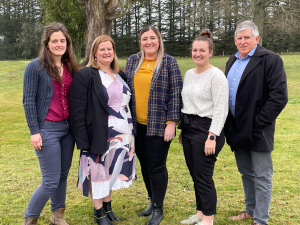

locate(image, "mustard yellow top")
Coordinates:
134 58 156 125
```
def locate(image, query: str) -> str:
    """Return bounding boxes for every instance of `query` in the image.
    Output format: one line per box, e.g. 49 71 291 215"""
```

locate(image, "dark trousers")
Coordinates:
24 120 74 217
181 114 225 215
135 123 171 207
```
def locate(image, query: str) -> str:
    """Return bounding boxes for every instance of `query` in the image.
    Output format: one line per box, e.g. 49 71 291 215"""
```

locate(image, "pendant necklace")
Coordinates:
57 62 63 74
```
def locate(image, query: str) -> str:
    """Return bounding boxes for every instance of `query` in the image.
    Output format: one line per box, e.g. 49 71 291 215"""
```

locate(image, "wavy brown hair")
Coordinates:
86 35 119 73
39 22 79 81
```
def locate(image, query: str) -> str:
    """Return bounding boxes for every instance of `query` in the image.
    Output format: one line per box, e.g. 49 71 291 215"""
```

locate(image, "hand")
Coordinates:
178 131 182 145
164 121 176 142
31 133 42 150
205 133 216 156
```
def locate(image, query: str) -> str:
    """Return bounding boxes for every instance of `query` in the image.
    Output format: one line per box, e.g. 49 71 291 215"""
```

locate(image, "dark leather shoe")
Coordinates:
138 202 153 217
147 207 163 225
94 207 113 225
103 201 123 221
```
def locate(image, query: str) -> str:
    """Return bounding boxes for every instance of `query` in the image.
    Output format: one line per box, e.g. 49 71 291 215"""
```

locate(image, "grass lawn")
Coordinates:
0 56 299 225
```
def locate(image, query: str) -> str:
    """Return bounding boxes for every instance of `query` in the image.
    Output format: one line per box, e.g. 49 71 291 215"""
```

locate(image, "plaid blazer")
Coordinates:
125 53 183 137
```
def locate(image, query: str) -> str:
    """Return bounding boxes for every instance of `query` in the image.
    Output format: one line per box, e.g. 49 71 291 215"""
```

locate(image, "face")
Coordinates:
94 41 114 66
192 40 212 67
47 31 67 58
140 30 160 59
234 29 260 59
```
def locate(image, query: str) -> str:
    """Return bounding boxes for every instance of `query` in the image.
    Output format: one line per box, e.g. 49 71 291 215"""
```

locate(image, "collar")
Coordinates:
235 44 258 59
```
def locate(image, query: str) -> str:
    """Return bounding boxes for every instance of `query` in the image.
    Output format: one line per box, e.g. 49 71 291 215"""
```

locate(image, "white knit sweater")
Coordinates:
181 67 229 136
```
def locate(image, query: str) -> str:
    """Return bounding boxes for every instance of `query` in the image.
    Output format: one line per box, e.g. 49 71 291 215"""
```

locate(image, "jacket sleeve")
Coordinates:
167 56 183 122
254 54 288 129
69 70 90 149
23 61 40 135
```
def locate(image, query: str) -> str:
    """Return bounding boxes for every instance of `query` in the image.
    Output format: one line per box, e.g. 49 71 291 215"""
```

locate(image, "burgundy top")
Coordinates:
45 64 72 121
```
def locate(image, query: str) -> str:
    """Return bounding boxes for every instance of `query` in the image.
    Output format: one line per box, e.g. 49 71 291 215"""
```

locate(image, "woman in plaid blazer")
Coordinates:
125 26 183 225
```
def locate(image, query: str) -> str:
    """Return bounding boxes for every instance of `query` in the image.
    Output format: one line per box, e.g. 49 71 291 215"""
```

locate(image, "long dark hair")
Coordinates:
39 22 79 81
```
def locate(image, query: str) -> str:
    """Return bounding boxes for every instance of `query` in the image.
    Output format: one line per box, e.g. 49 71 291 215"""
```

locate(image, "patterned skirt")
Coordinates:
77 134 136 199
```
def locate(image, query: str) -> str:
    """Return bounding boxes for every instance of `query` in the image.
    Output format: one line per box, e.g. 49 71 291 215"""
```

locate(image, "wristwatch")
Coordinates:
208 135 215 141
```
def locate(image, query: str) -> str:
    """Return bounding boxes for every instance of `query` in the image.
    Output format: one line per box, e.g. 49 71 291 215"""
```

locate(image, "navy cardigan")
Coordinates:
23 58 53 135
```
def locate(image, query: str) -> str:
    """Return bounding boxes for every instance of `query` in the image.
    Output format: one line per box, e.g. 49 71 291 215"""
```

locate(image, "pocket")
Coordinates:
40 129 45 142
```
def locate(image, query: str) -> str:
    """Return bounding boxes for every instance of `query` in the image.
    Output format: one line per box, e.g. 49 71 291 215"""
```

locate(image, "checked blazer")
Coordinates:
125 53 183 137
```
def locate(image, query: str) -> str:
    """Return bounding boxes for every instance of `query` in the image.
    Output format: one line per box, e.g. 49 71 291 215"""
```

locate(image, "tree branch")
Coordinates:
77 0 88 3
106 0 131 20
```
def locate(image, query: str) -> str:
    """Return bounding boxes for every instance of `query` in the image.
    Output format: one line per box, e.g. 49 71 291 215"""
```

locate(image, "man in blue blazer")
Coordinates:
224 21 288 225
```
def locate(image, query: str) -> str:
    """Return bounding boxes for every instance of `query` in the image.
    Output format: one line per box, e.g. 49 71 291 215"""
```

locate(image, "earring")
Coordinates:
94 57 97 62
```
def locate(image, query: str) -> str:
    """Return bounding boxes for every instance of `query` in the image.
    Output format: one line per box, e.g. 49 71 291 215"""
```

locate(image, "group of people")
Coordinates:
22 20 287 225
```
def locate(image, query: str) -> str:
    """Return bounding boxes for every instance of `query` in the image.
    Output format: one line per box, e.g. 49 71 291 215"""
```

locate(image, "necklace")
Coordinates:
57 62 63 74
146 59 156 68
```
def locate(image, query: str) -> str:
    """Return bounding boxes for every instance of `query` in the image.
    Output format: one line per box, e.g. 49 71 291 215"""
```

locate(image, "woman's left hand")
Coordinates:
205 133 217 156
164 121 176 142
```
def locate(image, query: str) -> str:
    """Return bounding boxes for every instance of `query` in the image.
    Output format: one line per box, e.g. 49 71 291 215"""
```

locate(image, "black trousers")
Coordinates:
181 114 225 215
135 123 171 207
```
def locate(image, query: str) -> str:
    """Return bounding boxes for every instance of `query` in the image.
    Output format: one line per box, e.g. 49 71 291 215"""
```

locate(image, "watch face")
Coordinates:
209 135 215 140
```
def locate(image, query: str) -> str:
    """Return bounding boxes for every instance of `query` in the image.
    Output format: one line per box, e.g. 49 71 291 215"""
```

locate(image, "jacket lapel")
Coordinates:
239 45 267 84
150 54 165 91
225 56 236 76
239 56 261 84
128 53 141 87
91 67 108 112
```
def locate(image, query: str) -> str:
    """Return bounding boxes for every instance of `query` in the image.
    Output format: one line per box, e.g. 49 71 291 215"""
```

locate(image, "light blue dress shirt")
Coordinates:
227 45 258 117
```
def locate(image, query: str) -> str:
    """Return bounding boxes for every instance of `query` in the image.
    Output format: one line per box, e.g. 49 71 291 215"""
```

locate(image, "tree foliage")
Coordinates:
16 22 44 59
39 0 87 62
0 0 41 60
1 0 300 60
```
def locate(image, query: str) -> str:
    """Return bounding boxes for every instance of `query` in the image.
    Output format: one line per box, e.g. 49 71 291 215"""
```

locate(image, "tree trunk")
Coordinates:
253 0 271 46
73 41 82 63
81 0 111 66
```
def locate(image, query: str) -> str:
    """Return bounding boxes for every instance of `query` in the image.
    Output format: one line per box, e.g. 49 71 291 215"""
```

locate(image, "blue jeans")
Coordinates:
235 148 273 225
24 120 74 217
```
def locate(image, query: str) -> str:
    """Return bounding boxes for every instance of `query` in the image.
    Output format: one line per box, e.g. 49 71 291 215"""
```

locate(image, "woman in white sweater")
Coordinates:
179 30 229 225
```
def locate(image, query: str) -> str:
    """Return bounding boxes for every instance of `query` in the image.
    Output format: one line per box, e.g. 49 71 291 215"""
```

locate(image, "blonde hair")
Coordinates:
135 26 164 74
86 35 119 73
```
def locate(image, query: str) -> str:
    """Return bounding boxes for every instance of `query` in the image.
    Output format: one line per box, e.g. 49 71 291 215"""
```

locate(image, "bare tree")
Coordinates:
78 0 131 65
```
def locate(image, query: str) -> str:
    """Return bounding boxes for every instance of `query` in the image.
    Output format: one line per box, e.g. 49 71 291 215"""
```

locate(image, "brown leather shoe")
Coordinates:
228 211 253 220
49 208 69 225
251 223 259 225
22 217 38 225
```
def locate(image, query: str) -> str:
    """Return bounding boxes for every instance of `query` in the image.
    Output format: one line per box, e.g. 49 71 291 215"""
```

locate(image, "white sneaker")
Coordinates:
180 214 202 224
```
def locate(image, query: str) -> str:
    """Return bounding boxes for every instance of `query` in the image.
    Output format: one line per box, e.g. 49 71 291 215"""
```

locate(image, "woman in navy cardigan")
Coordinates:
22 22 78 225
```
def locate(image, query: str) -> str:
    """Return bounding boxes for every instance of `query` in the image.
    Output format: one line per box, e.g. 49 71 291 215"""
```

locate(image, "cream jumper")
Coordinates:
181 67 229 135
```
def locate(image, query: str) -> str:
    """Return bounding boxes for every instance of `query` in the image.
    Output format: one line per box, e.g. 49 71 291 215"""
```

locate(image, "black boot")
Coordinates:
146 206 163 225
94 207 113 225
138 202 153 217
103 201 123 221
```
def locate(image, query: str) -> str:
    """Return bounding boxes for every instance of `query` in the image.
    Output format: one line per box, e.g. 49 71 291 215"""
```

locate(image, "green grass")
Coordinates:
0 56 299 225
